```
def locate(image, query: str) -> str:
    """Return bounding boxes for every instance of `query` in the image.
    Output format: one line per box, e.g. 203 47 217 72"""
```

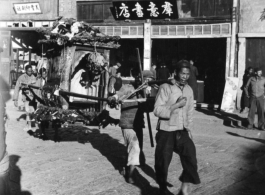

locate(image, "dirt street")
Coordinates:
5 97 265 195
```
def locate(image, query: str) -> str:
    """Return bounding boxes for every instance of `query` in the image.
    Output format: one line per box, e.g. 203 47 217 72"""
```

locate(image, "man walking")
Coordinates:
244 68 265 130
13 65 36 131
112 71 154 183
154 60 200 195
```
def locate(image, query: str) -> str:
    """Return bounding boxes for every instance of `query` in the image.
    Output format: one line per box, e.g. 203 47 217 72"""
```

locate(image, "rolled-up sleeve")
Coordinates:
154 84 171 119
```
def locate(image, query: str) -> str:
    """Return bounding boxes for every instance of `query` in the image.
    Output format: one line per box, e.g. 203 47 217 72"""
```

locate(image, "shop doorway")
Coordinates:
110 39 143 77
152 38 227 105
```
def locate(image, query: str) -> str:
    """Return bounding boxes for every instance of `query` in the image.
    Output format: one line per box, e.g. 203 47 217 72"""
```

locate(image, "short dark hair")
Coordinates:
255 67 262 72
175 60 191 73
39 67 46 75
25 65 32 71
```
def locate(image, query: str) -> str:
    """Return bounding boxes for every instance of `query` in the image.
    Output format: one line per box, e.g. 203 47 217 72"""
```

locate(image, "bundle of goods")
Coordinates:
37 18 120 48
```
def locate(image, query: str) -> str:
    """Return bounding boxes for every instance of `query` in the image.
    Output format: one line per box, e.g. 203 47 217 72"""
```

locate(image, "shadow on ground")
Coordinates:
9 155 32 195
218 132 265 195
196 108 248 129
30 126 160 194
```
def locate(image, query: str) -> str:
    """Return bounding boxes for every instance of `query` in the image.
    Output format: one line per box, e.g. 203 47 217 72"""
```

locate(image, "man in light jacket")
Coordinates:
13 65 36 131
154 60 200 195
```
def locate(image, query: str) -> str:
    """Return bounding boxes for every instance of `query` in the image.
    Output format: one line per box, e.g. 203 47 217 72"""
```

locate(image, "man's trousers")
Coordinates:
122 129 141 166
154 130 200 189
248 95 265 129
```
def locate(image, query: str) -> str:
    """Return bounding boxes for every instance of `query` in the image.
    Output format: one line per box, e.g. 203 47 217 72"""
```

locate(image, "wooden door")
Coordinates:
246 38 265 74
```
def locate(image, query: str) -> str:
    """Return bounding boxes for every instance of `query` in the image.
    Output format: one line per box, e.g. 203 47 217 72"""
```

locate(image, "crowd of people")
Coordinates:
1 59 202 195
107 60 200 195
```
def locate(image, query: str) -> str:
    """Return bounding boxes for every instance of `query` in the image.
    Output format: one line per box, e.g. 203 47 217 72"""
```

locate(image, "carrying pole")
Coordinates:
136 48 154 148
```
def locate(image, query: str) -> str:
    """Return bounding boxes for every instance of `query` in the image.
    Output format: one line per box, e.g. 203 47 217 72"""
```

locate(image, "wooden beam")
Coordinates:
151 34 231 39
11 37 28 50
29 49 31 66
238 33 265 38
16 49 19 79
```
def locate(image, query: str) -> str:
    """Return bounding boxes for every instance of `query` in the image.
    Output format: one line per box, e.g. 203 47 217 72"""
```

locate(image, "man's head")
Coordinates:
142 70 154 82
39 68 47 79
151 64 156 70
114 62 121 69
190 60 194 66
255 68 262 77
160 62 166 68
25 65 33 76
175 60 191 85
247 67 253 74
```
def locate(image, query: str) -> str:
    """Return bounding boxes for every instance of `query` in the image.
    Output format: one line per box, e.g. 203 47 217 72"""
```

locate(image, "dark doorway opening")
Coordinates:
152 38 227 105
110 39 143 77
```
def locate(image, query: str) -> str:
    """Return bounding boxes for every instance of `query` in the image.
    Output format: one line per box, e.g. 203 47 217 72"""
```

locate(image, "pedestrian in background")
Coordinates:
0 76 11 195
154 60 200 195
150 64 157 80
157 63 170 81
245 68 265 130
240 67 253 113
34 68 47 100
13 65 36 131
187 60 199 103
109 62 121 77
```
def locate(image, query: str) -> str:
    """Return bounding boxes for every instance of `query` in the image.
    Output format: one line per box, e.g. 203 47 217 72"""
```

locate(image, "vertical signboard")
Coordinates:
0 31 11 86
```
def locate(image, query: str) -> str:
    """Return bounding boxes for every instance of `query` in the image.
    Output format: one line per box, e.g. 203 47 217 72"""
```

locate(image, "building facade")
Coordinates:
237 0 265 108
0 0 245 106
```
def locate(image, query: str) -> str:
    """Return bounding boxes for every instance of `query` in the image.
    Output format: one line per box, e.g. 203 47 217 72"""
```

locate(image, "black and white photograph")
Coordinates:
0 0 265 195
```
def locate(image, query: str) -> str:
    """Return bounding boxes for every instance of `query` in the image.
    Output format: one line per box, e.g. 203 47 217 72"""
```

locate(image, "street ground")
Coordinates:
5 95 265 195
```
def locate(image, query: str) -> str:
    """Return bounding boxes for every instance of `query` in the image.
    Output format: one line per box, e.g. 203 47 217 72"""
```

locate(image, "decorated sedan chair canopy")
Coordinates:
36 18 121 109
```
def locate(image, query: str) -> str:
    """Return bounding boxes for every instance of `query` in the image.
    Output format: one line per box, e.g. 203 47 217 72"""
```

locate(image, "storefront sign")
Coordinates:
260 8 265 21
13 2 42 14
112 1 178 20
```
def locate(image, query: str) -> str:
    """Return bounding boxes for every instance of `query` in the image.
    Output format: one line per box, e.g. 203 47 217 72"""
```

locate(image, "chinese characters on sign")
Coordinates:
132 2 144 17
119 3 130 18
162 2 173 16
112 1 178 20
260 9 265 21
13 3 42 14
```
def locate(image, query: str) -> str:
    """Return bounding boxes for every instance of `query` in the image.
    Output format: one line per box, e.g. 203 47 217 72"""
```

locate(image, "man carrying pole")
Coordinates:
110 70 154 184
13 65 36 131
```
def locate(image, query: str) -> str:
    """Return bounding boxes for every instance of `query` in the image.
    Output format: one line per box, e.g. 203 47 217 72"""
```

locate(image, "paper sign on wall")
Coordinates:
13 3 42 14
221 77 239 113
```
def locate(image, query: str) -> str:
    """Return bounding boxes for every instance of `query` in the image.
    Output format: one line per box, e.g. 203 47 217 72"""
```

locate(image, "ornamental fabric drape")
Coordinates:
59 46 76 109
59 46 76 91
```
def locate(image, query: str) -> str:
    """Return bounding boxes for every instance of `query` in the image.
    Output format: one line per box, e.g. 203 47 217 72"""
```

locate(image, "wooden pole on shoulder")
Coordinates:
136 48 154 148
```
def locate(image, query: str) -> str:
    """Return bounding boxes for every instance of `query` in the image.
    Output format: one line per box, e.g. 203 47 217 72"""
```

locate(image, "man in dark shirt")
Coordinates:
157 63 171 81
244 68 265 130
